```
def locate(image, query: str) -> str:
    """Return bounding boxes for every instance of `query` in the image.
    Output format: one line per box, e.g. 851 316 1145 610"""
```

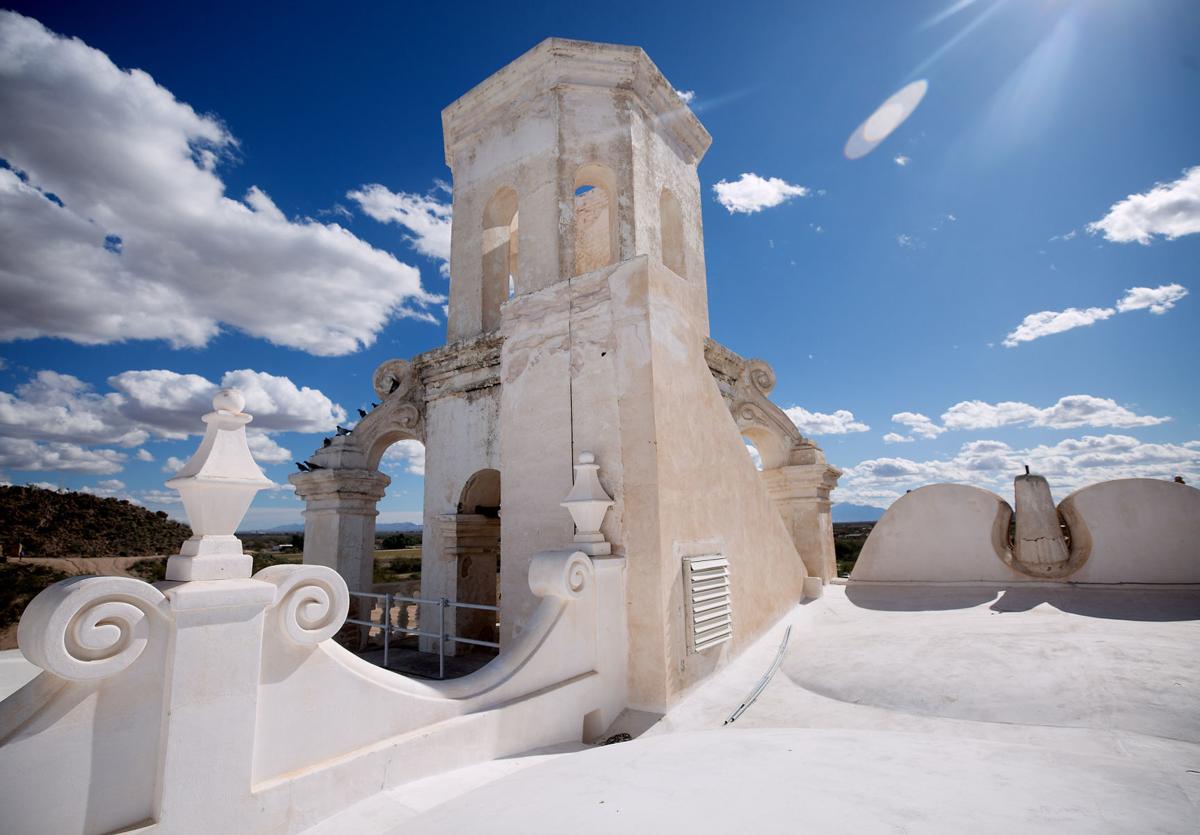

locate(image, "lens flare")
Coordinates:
844 80 928 160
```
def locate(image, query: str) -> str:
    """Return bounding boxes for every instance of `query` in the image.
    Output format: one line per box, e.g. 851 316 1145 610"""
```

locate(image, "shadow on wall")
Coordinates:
846 584 1200 623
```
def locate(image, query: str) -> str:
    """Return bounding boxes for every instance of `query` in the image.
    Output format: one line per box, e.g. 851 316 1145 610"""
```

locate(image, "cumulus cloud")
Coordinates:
1115 283 1188 315
2 368 342 443
712 173 808 214
246 432 291 464
1087 166 1200 244
891 412 945 439
0 367 342 473
884 395 1169 441
784 406 869 435
162 456 186 474
0 437 125 474
835 433 1200 508
380 439 425 476
941 395 1168 431
894 155 911 166
674 89 696 104
0 12 439 357
1002 306 1114 347
347 184 452 276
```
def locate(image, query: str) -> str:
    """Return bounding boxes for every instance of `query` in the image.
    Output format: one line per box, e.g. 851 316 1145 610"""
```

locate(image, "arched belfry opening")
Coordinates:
482 188 519 333
573 164 617 276
660 187 686 278
445 468 501 650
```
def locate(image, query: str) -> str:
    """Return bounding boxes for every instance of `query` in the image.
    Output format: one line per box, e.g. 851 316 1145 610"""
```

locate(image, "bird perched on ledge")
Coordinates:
336 425 352 436
295 462 310 473
357 408 367 418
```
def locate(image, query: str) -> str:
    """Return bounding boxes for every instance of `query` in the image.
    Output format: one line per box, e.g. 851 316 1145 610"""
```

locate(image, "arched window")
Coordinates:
573 164 617 275
482 188 518 333
659 187 686 278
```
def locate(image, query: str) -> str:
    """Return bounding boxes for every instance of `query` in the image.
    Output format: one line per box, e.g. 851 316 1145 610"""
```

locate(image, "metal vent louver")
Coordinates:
683 556 732 654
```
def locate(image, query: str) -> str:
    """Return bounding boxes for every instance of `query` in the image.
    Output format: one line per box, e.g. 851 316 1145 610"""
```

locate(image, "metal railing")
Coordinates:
345 590 499 680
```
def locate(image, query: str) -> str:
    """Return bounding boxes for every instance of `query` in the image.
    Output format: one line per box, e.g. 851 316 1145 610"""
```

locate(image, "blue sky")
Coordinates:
1 0 1197 527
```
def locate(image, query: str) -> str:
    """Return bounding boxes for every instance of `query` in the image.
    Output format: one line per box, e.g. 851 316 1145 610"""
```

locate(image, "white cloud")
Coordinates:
381 439 425 475
0 437 124 474
1115 283 1188 315
0 367 343 466
941 395 1168 431
712 173 808 214
1087 165 1200 244
894 155 911 166
110 368 345 435
744 441 763 470
896 233 920 248
883 432 914 444
162 456 186 474
80 478 132 500
0 12 439 357
674 89 696 104
140 489 180 506
891 411 945 439
784 406 869 435
836 433 1200 508
1002 306 1114 347
246 431 291 464
0 370 147 446
348 184 452 276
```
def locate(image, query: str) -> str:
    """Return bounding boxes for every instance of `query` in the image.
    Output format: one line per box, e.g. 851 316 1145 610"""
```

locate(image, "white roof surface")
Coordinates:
310 583 1200 834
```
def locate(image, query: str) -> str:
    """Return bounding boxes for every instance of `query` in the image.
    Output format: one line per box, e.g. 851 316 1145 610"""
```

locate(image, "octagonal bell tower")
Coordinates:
441 38 712 341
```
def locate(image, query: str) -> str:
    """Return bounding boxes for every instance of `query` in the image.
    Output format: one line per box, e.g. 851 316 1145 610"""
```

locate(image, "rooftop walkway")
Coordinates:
309 583 1200 834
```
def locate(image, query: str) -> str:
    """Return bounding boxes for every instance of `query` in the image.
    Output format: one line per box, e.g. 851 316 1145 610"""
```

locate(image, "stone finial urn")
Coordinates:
165 388 274 581
561 452 614 556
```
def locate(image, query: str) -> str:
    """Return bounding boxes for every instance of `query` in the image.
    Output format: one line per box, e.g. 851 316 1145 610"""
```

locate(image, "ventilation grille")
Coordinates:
683 556 732 654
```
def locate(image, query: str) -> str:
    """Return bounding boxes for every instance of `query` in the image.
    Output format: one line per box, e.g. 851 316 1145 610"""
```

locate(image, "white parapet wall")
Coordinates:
851 478 1200 586
0 393 629 835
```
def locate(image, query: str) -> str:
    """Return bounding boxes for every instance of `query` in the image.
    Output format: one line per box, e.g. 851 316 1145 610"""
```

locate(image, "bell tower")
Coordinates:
441 38 712 341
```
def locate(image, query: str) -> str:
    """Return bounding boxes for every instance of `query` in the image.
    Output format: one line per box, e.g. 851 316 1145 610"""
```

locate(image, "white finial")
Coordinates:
164 388 274 581
213 388 245 414
561 451 614 556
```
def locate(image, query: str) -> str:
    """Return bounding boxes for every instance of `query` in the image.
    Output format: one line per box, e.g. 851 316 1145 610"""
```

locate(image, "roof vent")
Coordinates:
683 556 732 654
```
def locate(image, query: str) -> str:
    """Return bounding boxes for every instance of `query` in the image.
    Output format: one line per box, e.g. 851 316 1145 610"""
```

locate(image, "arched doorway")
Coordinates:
446 468 501 651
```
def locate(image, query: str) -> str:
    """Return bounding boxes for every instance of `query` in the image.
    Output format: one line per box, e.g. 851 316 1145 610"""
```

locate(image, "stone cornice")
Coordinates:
442 38 711 167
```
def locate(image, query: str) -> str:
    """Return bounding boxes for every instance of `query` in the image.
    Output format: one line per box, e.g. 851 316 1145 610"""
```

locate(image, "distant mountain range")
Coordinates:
831 503 886 522
252 522 423 534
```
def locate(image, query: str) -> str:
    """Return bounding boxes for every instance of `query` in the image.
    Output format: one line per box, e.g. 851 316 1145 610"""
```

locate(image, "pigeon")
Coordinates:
371 402 379 409
357 408 368 418
322 437 332 448
295 462 310 473
306 462 325 470
336 425 352 436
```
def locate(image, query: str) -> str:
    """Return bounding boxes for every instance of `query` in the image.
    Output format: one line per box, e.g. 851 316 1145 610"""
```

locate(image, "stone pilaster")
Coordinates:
760 462 841 583
290 469 391 592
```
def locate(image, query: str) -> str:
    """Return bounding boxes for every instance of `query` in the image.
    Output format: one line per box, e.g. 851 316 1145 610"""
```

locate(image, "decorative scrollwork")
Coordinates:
528 550 593 600
372 359 416 401
255 564 349 645
17 576 167 681
745 359 776 396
